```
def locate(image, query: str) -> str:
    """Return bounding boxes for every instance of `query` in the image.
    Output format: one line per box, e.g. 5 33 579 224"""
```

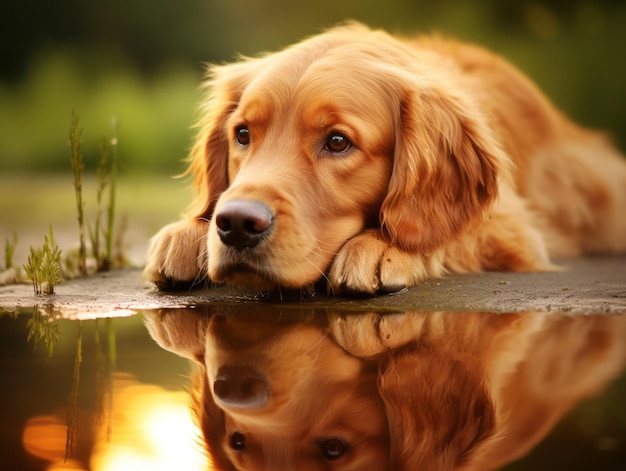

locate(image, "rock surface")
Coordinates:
1 255 624 316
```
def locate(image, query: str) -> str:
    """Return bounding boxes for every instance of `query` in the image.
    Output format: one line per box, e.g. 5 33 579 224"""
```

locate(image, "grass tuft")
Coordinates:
25 305 60 361
70 111 121 276
5 111 126 289
69 110 87 276
23 225 63 295
65 320 83 461
3 232 17 270
106 118 119 269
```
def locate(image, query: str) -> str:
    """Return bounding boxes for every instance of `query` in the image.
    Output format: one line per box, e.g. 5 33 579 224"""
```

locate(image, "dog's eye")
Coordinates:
235 126 250 146
229 431 246 451
325 132 352 153
318 438 348 460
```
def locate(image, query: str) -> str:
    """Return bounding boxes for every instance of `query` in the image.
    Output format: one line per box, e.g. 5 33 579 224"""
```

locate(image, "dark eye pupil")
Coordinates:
327 133 350 153
320 438 347 460
230 431 246 451
236 126 250 145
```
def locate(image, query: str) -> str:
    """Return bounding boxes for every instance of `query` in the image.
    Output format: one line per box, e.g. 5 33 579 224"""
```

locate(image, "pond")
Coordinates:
1 300 625 470
1 259 625 471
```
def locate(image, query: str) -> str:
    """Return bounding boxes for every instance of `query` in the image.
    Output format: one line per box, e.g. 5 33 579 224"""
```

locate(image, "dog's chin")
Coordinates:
212 262 278 290
229 274 279 291
211 260 323 297
208 240 328 292
213 258 314 290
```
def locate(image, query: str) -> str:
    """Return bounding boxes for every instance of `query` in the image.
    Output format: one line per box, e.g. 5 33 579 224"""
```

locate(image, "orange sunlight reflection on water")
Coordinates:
91 374 209 471
23 373 210 471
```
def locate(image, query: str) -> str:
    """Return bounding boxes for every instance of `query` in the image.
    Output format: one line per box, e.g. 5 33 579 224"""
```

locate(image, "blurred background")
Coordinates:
1 0 626 264
2 0 626 174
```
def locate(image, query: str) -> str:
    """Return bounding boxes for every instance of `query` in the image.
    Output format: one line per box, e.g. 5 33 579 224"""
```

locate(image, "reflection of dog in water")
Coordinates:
145 307 626 470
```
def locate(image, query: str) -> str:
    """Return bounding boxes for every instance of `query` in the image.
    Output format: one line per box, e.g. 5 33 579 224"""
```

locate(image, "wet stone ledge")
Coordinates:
0 255 625 316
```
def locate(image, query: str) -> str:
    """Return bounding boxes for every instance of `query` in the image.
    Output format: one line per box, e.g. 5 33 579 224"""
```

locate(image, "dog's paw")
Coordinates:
328 229 427 295
143 219 210 290
328 311 420 358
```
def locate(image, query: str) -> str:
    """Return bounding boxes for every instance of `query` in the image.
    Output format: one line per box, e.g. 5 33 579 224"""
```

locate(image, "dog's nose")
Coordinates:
215 200 273 250
213 365 269 409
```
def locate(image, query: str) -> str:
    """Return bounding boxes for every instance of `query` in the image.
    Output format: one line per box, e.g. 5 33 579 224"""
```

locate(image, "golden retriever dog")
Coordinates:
144 23 626 294
144 308 626 471
145 307 388 470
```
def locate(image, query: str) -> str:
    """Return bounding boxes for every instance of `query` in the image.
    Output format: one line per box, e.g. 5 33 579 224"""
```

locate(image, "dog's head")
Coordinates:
186 23 505 289
145 307 389 470
205 310 391 470
144 307 508 471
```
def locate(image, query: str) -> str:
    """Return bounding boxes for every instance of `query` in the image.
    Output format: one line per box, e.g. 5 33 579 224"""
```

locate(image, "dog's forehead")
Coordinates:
237 42 326 105
238 39 402 114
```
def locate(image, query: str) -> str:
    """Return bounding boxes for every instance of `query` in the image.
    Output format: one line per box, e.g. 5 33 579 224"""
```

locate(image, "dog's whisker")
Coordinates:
299 251 332 294
193 232 211 288
296 329 330 361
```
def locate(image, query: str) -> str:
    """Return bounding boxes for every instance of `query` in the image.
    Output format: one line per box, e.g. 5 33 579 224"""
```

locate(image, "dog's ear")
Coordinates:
378 346 495 471
143 309 210 363
380 81 507 253
185 58 262 220
192 368 236 471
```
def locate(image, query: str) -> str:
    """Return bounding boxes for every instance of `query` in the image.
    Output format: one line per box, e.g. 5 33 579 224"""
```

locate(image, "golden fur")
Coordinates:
144 23 626 294
144 308 626 470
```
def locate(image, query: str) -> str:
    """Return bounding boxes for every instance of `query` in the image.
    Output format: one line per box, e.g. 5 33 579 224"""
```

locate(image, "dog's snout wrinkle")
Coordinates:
215 199 274 250
213 365 269 409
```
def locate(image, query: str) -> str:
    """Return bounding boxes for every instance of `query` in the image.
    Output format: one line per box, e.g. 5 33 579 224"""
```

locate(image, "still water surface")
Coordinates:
1 305 625 470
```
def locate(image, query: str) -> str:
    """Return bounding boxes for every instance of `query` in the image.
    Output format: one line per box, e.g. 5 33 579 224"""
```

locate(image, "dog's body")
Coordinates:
144 23 626 294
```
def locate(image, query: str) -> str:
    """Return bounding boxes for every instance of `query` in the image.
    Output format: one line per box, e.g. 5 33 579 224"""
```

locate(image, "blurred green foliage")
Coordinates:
0 55 199 174
1 0 625 174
